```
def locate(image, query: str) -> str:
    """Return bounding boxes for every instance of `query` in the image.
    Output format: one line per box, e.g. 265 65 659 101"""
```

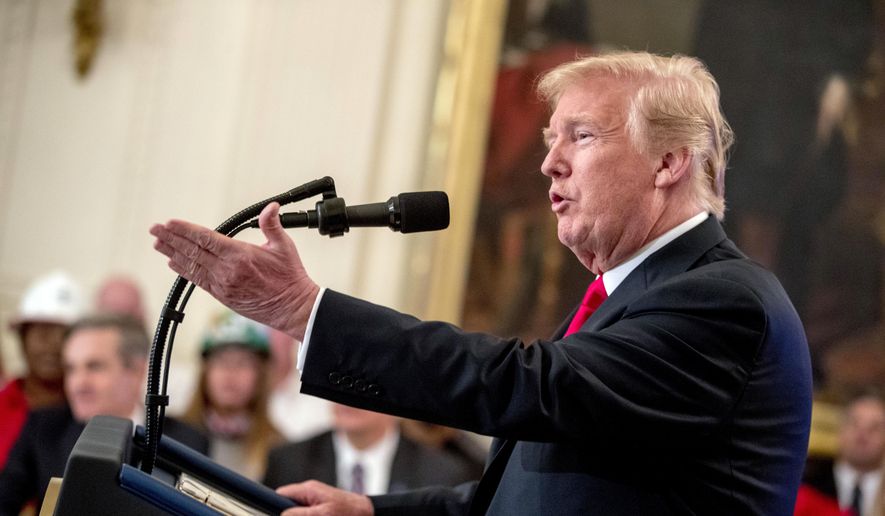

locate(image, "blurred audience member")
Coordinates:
264 403 478 494
801 393 885 516
267 328 333 442
0 271 84 470
0 314 207 513
874 455 885 516
94 274 146 324
181 312 283 481
400 420 487 480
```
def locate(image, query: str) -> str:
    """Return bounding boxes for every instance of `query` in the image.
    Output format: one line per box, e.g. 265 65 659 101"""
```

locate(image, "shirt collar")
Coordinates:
332 427 400 495
834 460 882 512
602 212 709 295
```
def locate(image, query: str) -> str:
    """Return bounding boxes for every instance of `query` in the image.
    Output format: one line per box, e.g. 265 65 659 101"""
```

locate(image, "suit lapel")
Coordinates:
317 433 338 486
388 435 414 492
585 217 729 333
551 306 576 340
468 218 730 515
468 439 516 516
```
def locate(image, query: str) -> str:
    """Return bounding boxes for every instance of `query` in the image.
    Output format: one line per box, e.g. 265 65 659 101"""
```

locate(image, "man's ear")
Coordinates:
654 147 692 188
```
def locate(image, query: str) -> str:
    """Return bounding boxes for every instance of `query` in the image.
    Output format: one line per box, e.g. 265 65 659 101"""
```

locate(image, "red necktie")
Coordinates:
564 275 607 336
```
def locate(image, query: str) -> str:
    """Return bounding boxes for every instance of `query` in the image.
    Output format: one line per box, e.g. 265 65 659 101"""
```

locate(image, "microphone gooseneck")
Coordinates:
143 180 449 475
144 177 338 474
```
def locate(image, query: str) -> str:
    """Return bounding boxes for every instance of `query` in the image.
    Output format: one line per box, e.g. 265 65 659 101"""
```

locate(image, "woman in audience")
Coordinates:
182 311 283 480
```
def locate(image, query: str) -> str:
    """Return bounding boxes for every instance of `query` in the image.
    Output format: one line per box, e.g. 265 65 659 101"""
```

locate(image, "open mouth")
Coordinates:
550 192 568 212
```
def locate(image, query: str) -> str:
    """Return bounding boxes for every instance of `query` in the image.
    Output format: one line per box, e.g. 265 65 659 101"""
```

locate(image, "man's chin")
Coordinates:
557 228 586 253
71 404 99 423
556 224 574 247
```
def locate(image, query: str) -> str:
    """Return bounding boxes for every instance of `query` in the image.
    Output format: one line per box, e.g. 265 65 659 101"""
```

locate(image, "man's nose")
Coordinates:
540 144 568 178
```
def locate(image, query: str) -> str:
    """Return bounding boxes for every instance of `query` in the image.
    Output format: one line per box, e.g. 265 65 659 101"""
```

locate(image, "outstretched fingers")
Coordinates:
150 220 225 287
166 256 210 291
150 208 319 338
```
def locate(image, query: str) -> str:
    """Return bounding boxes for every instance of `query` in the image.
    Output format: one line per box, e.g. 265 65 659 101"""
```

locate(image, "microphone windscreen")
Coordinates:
398 192 450 233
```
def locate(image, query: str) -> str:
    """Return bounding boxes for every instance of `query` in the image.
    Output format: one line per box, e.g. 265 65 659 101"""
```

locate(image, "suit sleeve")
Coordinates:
300 273 766 445
370 481 477 516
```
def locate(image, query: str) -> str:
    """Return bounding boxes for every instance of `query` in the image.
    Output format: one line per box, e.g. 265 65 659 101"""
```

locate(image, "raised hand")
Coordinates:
150 202 319 340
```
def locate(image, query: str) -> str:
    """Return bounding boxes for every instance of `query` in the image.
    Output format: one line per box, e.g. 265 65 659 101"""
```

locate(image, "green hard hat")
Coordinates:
200 311 270 358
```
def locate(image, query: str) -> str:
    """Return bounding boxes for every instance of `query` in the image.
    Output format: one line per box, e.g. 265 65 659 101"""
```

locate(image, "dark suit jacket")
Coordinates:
263 430 477 492
299 217 813 515
0 406 208 515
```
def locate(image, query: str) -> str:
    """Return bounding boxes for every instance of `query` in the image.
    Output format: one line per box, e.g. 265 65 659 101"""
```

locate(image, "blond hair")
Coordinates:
538 51 734 219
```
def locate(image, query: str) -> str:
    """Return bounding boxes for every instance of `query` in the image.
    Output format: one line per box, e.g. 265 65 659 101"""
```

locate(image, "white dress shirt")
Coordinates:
332 428 400 496
601 211 708 295
834 460 882 516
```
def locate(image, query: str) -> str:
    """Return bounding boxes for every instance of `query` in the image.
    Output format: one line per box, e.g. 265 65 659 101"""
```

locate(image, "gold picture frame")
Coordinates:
406 0 508 324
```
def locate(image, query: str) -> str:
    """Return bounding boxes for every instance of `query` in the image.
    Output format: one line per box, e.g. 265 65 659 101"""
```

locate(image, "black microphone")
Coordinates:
250 191 450 236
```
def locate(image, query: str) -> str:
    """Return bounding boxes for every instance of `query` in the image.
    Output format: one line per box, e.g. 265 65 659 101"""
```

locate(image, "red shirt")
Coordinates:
0 379 29 470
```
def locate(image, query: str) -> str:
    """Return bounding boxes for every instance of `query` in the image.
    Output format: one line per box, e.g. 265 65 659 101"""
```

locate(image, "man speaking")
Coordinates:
151 51 812 515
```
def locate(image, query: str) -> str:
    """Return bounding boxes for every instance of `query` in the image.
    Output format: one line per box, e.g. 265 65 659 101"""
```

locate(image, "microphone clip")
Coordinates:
246 183 349 237
314 194 348 237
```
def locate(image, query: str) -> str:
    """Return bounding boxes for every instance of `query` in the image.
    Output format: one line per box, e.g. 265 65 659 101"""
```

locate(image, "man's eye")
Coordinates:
576 131 592 140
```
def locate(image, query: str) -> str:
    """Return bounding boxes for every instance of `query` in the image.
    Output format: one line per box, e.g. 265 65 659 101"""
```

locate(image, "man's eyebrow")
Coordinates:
565 114 600 130
541 115 600 144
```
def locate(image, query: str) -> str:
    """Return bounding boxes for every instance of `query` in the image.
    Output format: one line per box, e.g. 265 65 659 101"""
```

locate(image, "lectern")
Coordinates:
52 416 295 515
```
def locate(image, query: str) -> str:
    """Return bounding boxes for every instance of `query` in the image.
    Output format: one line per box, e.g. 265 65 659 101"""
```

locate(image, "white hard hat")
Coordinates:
9 270 85 331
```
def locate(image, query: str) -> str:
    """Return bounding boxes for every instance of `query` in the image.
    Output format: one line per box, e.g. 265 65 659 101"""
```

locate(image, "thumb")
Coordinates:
259 202 289 246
